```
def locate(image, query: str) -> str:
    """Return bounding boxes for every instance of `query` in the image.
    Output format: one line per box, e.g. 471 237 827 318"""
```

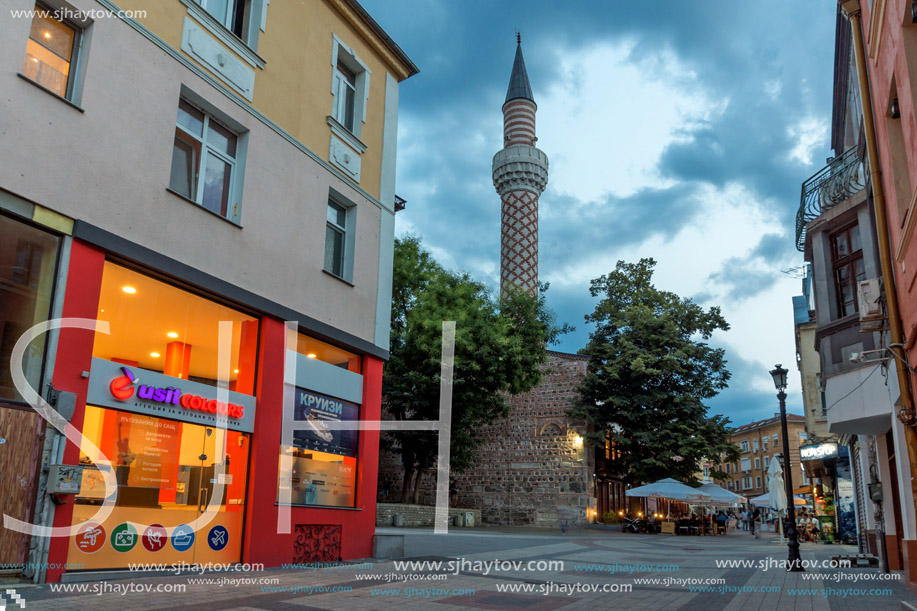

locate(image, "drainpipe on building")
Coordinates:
839 0 917 522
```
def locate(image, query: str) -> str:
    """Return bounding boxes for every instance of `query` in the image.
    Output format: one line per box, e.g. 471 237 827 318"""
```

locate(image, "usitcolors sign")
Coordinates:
86 358 256 433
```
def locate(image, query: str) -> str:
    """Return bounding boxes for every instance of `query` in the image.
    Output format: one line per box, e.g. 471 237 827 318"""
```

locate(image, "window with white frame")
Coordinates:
196 0 248 40
764 455 770 468
754 457 760 470
772 434 779 446
755 476 762 488
753 439 759 452
169 99 243 222
330 36 370 140
325 201 346 278
21 2 84 101
763 438 768 451
740 457 751 471
740 440 749 452
324 196 355 282
727 481 733 490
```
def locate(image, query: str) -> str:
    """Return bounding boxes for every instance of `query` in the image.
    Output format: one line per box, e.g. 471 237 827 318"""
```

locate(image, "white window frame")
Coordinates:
740 440 749 453
330 34 370 142
764 455 770 468
169 92 247 224
324 191 356 283
753 439 759 452
772 434 779 446
755 476 762 488
740 457 751 472
754 457 760 470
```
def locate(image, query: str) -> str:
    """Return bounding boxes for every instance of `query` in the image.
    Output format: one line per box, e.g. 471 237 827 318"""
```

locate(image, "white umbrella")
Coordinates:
767 458 787 512
749 492 806 508
697 482 747 506
625 478 712 502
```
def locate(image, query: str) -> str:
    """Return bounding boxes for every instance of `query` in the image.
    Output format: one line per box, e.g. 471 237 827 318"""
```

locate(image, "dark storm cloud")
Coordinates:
360 0 836 422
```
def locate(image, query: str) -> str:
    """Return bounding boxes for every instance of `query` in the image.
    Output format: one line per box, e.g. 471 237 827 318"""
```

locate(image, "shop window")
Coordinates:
830 223 865 318
169 98 245 223
280 389 359 508
74 405 250 569
0 214 59 403
330 35 370 140
21 2 83 101
324 196 355 283
92 262 259 393
295 333 361 374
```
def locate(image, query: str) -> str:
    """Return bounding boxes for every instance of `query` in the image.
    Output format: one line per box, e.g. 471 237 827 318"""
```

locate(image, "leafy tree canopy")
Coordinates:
384 236 570 502
573 258 739 485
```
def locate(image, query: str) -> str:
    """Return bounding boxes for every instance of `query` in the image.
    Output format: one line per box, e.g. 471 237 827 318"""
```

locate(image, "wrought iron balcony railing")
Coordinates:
795 146 868 251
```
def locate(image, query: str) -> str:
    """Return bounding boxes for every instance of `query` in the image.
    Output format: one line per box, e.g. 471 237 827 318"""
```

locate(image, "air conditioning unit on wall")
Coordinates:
857 278 883 322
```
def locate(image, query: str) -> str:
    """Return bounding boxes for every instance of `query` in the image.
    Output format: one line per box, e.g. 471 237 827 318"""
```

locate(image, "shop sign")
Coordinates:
87 358 256 432
800 443 838 461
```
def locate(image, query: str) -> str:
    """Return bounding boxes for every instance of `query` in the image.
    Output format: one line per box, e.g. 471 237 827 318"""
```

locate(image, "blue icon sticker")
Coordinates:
171 524 195 552
208 525 229 551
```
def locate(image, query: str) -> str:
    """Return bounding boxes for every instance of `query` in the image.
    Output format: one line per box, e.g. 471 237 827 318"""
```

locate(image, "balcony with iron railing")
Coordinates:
795 146 868 251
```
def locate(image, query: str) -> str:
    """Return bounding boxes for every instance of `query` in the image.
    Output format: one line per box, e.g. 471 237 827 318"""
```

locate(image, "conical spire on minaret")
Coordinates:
505 35 535 106
493 35 548 297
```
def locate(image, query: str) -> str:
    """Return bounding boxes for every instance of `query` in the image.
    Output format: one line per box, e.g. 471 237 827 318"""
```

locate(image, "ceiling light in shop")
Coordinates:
167 332 179 338
306 353 317 358
233 369 239 374
122 286 137 294
150 352 161 358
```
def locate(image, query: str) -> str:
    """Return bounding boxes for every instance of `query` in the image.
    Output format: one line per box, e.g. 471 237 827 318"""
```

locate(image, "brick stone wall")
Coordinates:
375 503 482 527
377 352 595 528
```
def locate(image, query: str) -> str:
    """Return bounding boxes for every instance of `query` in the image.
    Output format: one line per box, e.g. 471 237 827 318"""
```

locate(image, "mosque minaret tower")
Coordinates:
493 34 549 297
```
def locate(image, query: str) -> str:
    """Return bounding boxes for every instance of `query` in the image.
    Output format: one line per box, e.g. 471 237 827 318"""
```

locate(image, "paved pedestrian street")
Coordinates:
11 527 917 611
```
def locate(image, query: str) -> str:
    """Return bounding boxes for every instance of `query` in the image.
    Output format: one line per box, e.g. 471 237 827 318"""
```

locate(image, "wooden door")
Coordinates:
0 406 44 565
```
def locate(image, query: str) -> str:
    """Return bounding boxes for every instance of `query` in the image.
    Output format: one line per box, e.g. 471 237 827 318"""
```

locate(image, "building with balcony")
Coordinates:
793 3 908 571
0 0 416 582
837 0 917 589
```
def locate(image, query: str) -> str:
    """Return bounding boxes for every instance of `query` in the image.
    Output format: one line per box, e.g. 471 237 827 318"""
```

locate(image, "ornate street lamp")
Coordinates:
770 364 804 571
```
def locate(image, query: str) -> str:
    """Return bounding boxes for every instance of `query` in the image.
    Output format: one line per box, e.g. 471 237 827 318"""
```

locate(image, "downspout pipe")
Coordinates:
839 0 917 527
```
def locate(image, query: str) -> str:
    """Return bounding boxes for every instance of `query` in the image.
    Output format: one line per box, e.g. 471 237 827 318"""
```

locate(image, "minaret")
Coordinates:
493 34 548 297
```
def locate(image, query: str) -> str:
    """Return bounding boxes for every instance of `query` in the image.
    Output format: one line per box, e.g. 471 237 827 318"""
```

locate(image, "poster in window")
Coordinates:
292 388 359 457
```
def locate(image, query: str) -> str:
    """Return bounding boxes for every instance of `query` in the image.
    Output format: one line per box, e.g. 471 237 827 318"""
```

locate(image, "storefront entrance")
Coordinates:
69 405 250 569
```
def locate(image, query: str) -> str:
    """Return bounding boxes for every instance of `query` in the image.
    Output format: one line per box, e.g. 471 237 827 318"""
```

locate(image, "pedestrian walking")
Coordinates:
740 509 748 531
751 507 761 538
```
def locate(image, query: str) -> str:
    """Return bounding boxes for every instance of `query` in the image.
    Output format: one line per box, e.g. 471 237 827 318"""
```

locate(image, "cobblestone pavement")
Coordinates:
9 526 917 611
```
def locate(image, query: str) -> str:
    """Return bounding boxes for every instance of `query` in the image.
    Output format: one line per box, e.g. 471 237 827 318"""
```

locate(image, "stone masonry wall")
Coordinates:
376 352 594 528
375 503 481 528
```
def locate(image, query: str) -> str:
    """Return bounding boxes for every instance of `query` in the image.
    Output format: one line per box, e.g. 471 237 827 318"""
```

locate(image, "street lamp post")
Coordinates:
770 364 804 572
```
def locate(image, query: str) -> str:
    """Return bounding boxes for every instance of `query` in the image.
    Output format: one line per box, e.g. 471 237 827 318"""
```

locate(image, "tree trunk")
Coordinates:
401 467 414 504
412 469 424 505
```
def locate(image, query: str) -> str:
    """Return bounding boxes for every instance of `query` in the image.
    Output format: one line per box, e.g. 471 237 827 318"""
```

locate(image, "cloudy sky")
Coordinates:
361 0 837 425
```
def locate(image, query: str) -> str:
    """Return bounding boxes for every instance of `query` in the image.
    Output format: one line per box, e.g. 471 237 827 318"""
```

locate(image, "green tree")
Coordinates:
384 236 567 503
573 258 738 485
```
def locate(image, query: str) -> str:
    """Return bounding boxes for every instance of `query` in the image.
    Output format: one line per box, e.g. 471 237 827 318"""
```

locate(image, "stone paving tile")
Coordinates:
12 530 917 611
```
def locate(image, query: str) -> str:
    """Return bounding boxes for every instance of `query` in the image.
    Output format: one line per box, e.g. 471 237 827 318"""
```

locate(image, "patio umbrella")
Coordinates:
625 478 712 502
749 492 806 508
697 482 747 506
767 457 787 512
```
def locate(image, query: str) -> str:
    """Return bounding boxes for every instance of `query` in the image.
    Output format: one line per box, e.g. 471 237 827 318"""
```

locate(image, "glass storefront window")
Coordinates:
73 405 250 568
0 214 59 403
296 333 361 374
279 388 360 508
92 262 259 394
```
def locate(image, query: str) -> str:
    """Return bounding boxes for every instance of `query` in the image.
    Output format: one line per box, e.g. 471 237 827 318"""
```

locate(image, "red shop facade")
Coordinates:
42 225 383 583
